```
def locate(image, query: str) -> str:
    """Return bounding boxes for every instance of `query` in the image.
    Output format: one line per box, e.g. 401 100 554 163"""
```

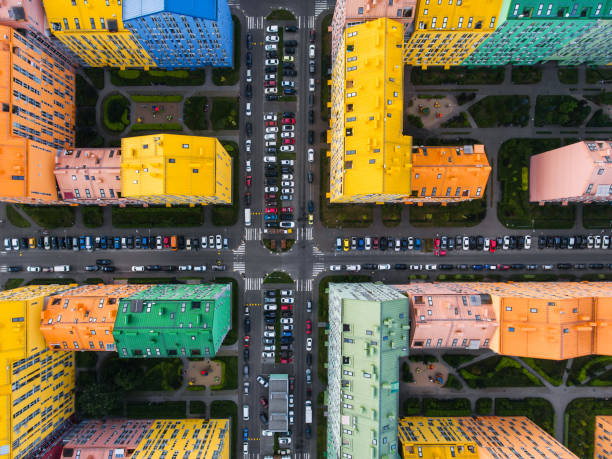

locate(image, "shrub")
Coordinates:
423 398 471 416
406 114 424 128
511 66 542 84
441 112 470 128
535 95 591 127
442 374 463 390
409 354 438 363
403 398 421 415
475 398 492 415
211 97 239 130
112 205 204 228
6 205 30 228
469 95 530 127
130 123 182 132
103 94 130 131
586 109 612 127
411 66 504 85
460 356 543 388
558 67 578 84
82 206 104 228
266 9 296 20
442 354 477 368
18 205 75 228
402 361 414 383
456 92 476 105
495 398 555 435
183 96 208 130
130 94 182 102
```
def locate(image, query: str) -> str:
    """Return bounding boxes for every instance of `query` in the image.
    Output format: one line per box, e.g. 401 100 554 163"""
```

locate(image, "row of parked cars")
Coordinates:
336 236 423 252
3 235 228 252
330 263 612 272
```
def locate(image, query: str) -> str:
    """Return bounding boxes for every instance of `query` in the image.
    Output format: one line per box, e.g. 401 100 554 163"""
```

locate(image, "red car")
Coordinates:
434 238 440 249
497 264 511 270
163 236 170 248
264 80 276 87
246 175 252 187
280 358 293 364
243 336 250 348
372 237 379 250
305 320 312 335
265 207 277 213
265 193 276 200
259 397 268 407
434 249 446 257
282 138 295 145
489 239 497 253
281 304 293 311
265 120 277 126
281 117 295 124
281 207 293 213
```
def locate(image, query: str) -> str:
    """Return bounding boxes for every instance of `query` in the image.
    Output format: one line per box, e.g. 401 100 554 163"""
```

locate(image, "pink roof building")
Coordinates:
530 140 612 205
54 148 141 205
394 283 499 351
331 0 416 60
0 0 46 35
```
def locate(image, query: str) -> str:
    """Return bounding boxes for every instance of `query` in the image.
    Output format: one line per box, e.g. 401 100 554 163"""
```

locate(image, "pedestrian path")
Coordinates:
233 241 246 255
245 277 263 291
297 227 313 241
298 16 315 28
312 246 325 257
297 279 313 292
312 262 326 278
314 0 331 16
232 261 246 275
246 228 262 241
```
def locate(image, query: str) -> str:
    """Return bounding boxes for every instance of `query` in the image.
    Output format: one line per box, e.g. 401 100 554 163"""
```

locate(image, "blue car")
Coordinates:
264 214 278 221
114 237 121 249
471 264 484 271
414 238 422 251
281 331 293 337
100 236 107 250
142 237 148 248
243 428 248 441
357 237 364 250
79 237 86 250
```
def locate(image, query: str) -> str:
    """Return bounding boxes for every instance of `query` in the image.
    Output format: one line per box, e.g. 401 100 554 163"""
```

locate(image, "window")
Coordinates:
467 16 473 27
358 7 363 14
100 18 106 28
446 187 451 196
423 8 428 15
421 187 426 196
452 338 458 346
192 169 199 173
489 17 496 27
74 18 80 29
431 17 437 27
437 338 443 347
505 306 512 311
63 18 69 29
72 175 77 181
90 18 96 29
509 327 515 332
476 187 482 196
529 308 538 313
462 339 468 346
598 168 605 175
389 0 393 4
431 187 437 196
168 158 176 163
442 17 448 28
425 338 432 347
586 183 594 194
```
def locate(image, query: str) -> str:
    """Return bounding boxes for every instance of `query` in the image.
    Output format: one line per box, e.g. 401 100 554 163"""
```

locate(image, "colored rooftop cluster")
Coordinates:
328 18 491 204
332 0 612 67
530 140 612 205
42 0 232 68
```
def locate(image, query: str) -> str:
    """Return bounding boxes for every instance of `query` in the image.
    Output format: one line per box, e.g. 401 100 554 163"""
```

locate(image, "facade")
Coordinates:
595 416 612 459
40 284 152 352
398 416 577 458
463 0 612 66
409 145 491 204
121 134 232 205
327 283 409 459
0 25 75 203
61 419 231 459
42 0 155 68
54 148 130 204
331 0 416 60
0 0 47 35
394 282 612 360
268 374 289 433
0 285 76 459
530 140 612 205
122 0 233 68
404 0 505 68
113 284 232 358
328 18 413 203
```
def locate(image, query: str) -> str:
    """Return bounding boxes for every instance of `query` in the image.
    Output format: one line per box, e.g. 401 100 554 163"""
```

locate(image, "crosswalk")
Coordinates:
297 279 313 292
314 0 332 16
312 246 325 257
312 262 326 277
233 261 246 274
297 16 316 28
297 227 313 241
245 277 263 291
245 228 261 241
247 16 264 29
227 0 240 5
233 242 246 255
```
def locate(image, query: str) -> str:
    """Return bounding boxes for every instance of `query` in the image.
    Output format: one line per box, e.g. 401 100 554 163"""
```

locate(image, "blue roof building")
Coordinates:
123 0 233 69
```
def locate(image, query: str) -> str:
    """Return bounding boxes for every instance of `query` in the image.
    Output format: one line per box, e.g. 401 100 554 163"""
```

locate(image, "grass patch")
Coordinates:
535 95 591 127
460 356 544 388
403 398 422 416
210 401 237 459
130 94 182 102
189 401 206 416
75 351 98 368
110 68 205 86
211 97 239 130
183 96 208 130
76 74 98 106
317 274 371 322
211 141 239 226
18 205 75 228
567 356 612 386
406 114 424 128
409 198 486 227
495 398 555 436
585 90 612 105
442 354 477 368
381 204 402 227
210 356 237 390
214 277 237 346
263 271 294 284
497 138 576 229
83 68 105 89
411 66 504 85
266 9 296 20
566 398 612 458
586 109 612 127
583 203 612 229
102 93 130 131
409 354 438 363
320 14 332 122
469 95 530 127
320 154 373 228
456 92 476 105
442 374 463 390
26 278 76 285
423 398 471 416
126 401 186 419
112 205 204 228
441 112 470 128
521 358 567 386
100 357 183 392
83 278 104 285
436 274 484 281
511 66 542 84
212 15 241 86
126 277 176 284
316 392 327 459
130 123 182 132
558 67 578 84
82 206 104 228
586 67 612 84
401 361 414 383
475 398 492 415
6 205 30 228
4 278 24 290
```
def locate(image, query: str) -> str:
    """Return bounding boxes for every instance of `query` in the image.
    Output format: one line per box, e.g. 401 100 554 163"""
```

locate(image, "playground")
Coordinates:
133 102 180 125
409 360 450 387
186 359 223 387
406 94 457 128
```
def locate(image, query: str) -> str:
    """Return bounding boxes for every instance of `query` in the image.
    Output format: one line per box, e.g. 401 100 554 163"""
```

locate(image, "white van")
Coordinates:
246 69 252 82
243 404 250 420
244 208 251 227
245 102 252 117
53 265 71 272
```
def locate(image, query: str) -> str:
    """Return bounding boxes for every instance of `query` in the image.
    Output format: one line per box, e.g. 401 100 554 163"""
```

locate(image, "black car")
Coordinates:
260 413 268 425
285 25 297 32
589 263 605 269
266 147 277 154
561 236 569 249
265 170 278 178
509 235 517 249
283 69 297 77
84 265 99 271
538 236 546 249
517 236 525 249
160 265 177 272
307 171 313 183
51 236 59 250
557 263 572 269
401 237 408 251
244 348 249 361
244 192 251 206
65 237 73 250
266 51 277 59
309 29 316 42
135 236 141 249
96 259 112 265
246 122 252 137
244 318 251 333
468 236 476 250
476 236 484 250
282 63 294 70
285 40 297 47
192 238 199 251
457 264 469 271
438 264 454 270
362 263 378 270
511 264 526 270
101 266 115 272
308 110 314 124
308 200 314 213
266 65 277 73
309 59 315 74
392 264 406 270
266 94 278 101
574 263 587 269
282 111 295 117
380 237 387 250
246 32 252 49
280 214 293 221
305 425 312 439
306 353 312 366
177 236 185 250
246 52 252 67
146 265 161 271
126 236 134 249
19 238 27 250
284 47 295 55
308 130 314 145
246 83 252 99
7 266 21 272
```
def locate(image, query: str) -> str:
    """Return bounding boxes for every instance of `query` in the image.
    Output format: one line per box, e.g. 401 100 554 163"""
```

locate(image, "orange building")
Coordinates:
394 282 612 360
595 416 612 459
0 24 75 203
407 145 491 204
40 284 151 352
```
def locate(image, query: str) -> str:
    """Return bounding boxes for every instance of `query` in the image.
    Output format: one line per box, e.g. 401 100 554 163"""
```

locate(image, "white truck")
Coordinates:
305 400 312 424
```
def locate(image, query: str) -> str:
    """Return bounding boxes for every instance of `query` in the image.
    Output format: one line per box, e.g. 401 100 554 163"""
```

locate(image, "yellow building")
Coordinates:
121 134 232 205
328 18 413 203
398 417 577 458
404 0 504 68
0 285 76 459
42 0 155 68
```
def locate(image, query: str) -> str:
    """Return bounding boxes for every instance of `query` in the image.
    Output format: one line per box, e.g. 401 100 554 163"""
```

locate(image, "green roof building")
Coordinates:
113 284 231 358
326 283 410 459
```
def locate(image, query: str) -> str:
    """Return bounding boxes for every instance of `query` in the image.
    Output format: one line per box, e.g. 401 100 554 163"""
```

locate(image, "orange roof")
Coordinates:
40 284 151 352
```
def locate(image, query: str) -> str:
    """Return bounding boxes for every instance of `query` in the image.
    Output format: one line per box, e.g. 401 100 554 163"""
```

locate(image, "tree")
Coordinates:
76 383 123 418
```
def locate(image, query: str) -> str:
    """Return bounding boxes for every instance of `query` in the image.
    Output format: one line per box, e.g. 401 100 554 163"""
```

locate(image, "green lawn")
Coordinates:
442 354 477 368
411 66 504 85
585 90 612 106
403 398 422 416
100 356 183 392
211 356 237 390
126 401 187 419
475 398 492 415
586 67 612 84
263 271 294 284
212 15 241 86
76 74 99 106
406 114 424 128
583 204 612 229
110 69 205 86
442 374 463 389
211 97 239 130
423 398 471 416
83 68 105 89
586 109 612 127
381 204 402 227
130 123 182 132
76 351 98 368
267 9 296 20
401 361 414 382
102 93 130 131
210 401 238 459
511 66 542 84
112 205 204 228
183 96 208 130
211 141 239 226
6 205 30 228
567 356 612 386
4 278 24 290
189 401 206 416
495 398 555 436
566 398 612 458
460 356 544 388
130 94 182 102
456 92 476 105
520 358 567 386
82 206 104 228
558 67 578 84
468 95 530 127
440 112 471 128
535 95 591 127
18 205 75 228
409 198 487 227
497 138 576 229
26 278 76 285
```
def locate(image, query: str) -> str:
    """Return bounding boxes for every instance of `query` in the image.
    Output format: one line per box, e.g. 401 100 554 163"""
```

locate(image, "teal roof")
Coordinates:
113 284 231 358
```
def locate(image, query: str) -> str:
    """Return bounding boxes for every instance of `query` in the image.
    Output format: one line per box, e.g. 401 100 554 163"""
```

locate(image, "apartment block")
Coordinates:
121 134 232 205
327 283 409 459
595 416 612 458
394 282 612 360
404 0 505 68
0 25 75 203
409 145 491 204
122 0 233 68
113 284 232 358
42 0 155 68
398 416 577 458
40 284 152 352
61 419 231 459
463 0 611 66
331 0 416 60
328 18 413 203
530 140 612 205
0 285 75 459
